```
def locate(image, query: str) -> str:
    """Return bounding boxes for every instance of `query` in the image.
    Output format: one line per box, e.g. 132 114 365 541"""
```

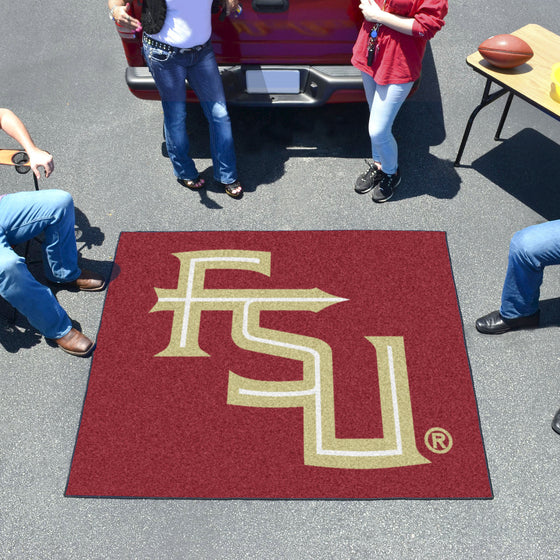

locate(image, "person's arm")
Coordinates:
0 108 54 178
108 1 142 31
359 0 447 39
359 0 414 35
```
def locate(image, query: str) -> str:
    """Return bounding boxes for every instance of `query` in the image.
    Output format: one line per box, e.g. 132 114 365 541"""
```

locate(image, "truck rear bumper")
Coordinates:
125 64 365 106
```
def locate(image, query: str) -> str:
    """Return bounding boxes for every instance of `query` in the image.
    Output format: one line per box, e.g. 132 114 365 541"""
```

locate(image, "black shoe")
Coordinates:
552 409 560 435
475 309 540 334
355 162 382 194
372 168 401 203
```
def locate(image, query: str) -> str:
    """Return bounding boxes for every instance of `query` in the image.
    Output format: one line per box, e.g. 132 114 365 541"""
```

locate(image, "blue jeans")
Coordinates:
500 220 560 319
361 73 413 175
0 190 80 338
143 40 237 184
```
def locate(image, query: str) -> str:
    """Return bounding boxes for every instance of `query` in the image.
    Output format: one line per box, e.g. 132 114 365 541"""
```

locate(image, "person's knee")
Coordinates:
210 102 229 122
47 190 75 226
49 189 74 212
368 128 386 147
162 101 187 127
368 119 392 147
509 228 543 267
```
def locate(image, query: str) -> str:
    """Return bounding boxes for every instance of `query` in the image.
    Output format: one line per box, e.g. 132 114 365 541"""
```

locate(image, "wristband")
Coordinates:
109 6 119 21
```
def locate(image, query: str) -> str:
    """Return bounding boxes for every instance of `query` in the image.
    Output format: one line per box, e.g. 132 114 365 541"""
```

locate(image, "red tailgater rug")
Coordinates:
66 231 492 499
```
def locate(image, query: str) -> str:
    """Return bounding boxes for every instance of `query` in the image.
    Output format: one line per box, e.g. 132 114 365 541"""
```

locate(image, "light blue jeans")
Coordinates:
361 73 414 175
143 39 237 184
500 220 560 319
0 190 80 338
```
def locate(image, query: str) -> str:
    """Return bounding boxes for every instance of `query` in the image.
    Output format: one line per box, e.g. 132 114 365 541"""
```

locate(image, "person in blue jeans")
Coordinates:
475 220 560 335
109 0 243 198
475 220 560 435
0 108 105 357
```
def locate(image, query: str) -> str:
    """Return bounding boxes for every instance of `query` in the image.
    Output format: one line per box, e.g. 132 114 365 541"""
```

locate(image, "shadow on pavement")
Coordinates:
0 318 42 353
471 128 560 221
392 43 461 201
74 207 105 252
539 297 560 328
177 43 459 201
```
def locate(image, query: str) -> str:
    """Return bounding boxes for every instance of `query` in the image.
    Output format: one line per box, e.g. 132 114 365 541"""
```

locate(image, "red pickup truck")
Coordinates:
116 0 366 106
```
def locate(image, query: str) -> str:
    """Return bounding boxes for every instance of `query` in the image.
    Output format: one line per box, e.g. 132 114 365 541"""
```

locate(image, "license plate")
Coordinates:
245 70 300 94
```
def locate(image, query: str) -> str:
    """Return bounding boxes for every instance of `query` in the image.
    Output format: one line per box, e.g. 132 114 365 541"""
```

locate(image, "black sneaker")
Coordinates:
372 168 401 203
354 162 382 194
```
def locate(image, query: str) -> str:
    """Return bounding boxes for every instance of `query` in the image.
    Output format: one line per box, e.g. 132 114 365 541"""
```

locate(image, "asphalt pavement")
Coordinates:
1 1 559 558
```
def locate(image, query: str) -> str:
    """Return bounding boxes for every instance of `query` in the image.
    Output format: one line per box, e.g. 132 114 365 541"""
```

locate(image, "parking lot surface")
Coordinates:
1 1 559 558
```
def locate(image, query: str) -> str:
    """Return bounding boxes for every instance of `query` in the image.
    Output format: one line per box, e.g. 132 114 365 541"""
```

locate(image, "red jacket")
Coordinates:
351 0 448 85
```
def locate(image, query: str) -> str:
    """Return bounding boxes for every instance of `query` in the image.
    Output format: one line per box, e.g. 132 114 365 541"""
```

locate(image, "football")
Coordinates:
478 34 534 69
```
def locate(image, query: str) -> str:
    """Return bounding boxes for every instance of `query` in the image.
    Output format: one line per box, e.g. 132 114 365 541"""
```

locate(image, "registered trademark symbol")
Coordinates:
424 427 453 454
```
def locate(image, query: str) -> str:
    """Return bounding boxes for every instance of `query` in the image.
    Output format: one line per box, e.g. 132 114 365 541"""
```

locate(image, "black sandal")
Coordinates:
219 179 243 198
178 176 205 190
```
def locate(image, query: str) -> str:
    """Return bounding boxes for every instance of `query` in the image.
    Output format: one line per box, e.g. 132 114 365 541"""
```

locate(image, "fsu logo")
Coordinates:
66 231 492 499
151 250 429 469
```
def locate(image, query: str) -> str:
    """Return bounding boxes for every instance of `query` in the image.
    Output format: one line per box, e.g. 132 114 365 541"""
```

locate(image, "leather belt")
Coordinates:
143 35 209 54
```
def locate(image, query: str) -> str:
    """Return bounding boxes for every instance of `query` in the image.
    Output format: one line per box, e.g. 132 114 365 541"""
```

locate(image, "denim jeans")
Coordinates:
500 220 560 319
143 40 237 184
361 73 414 175
0 190 80 338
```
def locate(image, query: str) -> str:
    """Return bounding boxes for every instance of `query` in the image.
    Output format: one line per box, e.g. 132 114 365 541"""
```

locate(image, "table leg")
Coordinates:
454 79 509 166
495 92 514 140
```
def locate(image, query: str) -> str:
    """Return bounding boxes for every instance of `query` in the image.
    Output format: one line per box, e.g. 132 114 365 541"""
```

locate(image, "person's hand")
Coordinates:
224 0 239 16
27 148 54 179
359 0 385 23
112 3 142 32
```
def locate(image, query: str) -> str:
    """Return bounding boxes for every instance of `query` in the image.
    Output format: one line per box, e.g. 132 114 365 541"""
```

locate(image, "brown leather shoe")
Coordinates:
67 270 106 292
54 328 95 357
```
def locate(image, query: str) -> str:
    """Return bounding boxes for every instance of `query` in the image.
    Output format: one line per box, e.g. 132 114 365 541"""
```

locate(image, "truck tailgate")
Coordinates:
212 0 362 65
